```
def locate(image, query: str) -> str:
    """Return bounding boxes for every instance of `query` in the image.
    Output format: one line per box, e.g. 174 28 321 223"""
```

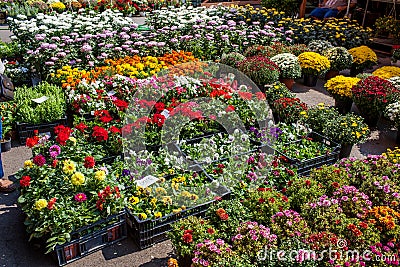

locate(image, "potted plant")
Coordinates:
307 40 334 55
237 56 280 92
324 75 360 114
348 46 378 76
372 66 400 80
351 76 399 127
264 82 296 122
298 52 330 87
322 112 370 158
220 52 246 68
391 45 400 67
384 101 400 144
322 47 353 80
0 102 16 152
270 53 302 90
273 97 308 124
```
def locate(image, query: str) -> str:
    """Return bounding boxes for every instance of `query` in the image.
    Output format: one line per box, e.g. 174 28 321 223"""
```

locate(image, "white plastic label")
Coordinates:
32 96 48 103
135 175 159 188
160 109 170 119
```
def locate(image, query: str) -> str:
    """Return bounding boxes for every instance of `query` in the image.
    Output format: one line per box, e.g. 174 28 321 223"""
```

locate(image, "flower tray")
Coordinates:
16 117 68 145
125 172 230 249
273 132 340 176
55 211 127 266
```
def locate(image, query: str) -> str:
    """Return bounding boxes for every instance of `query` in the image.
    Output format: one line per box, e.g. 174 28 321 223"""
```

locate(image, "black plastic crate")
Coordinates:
126 171 230 249
16 117 68 145
55 211 127 266
273 132 340 176
98 153 125 165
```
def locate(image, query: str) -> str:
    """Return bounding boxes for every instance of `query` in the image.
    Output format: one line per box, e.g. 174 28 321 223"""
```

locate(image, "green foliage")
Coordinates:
14 82 66 124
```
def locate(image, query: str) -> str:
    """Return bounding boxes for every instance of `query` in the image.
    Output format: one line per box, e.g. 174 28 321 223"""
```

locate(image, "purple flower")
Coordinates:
215 239 224 245
49 145 61 158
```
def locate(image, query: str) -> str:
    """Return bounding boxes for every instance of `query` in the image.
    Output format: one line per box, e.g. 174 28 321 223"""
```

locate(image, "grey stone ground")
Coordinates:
0 22 398 266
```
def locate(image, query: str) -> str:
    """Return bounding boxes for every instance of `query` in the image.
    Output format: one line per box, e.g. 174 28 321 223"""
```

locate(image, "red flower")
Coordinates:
332 182 340 188
305 180 311 186
54 125 72 146
75 122 88 133
26 135 39 148
219 213 229 221
226 105 235 112
109 126 121 134
269 197 275 203
84 156 95 168
152 114 166 127
207 228 215 234
182 233 193 243
20 176 31 187
154 102 165 112
238 91 253 100
47 197 57 210
256 92 266 100
113 99 129 111
92 126 109 141
52 159 58 168
259 198 265 203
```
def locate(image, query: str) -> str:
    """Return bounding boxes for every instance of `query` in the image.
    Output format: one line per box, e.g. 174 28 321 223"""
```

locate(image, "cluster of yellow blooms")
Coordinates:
298 52 331 75
348 45 377 66
382 147 400 164
50 51 198 88
324 75 360 99
372 66 400 80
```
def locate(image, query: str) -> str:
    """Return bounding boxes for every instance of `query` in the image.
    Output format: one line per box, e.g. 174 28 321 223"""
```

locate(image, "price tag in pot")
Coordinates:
31 96 48 104
161 109 170 119
135 175 159 188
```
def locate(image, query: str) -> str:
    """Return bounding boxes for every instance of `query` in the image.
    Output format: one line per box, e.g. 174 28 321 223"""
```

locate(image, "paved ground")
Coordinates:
0 22 398 267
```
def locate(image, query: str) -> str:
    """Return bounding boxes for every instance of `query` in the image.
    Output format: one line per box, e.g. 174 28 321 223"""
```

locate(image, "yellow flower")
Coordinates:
372 66 400 79
154 212 162 218
173 208 182 214
129 196 139 205
71 172 85 185
94 170 106 181
298 52 330 75
34 199 48 210
68 136 77 145
24 160 34 169
63 160 76 175
139 213 147 220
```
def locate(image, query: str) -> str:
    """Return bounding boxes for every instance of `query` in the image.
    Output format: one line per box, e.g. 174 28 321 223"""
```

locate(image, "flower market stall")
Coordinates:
1 3 400 267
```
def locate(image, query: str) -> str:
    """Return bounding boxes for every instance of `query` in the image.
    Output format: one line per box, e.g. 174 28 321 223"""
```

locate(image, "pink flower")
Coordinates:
74 193 87 203
49 145 61 158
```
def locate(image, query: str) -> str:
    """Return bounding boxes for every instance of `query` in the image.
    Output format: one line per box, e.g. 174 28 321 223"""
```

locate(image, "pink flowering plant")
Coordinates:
191 239 233 267
331 185 373 218
270 210 311 242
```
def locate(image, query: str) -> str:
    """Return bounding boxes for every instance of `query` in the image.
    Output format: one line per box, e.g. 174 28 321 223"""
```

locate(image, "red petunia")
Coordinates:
20 176 31 187
154 102 165 113
84 156 95 168
92 126 109 141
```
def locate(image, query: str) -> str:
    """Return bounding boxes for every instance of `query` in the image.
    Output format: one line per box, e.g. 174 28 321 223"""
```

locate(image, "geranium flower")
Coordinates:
92 126 109 141
20 176 31 187
47 197 57 210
